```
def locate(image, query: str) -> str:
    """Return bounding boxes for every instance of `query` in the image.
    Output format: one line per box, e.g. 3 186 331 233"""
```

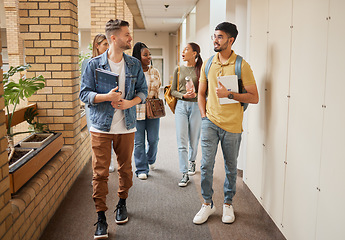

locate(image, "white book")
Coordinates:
217 75 239 105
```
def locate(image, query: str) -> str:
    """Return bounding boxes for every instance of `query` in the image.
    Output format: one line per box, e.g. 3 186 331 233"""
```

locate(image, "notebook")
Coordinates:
217 75 239 105
95 68 119 93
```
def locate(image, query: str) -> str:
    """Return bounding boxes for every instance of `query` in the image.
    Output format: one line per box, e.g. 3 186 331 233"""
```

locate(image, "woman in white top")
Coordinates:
132 42 162 180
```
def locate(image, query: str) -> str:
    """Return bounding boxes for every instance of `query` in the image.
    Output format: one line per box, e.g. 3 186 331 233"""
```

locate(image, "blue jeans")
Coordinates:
200 117 242 204
175 100 201 174
134 118 160 175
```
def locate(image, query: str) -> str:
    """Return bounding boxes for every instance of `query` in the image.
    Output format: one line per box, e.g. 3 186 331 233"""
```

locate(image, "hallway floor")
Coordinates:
40 109 286 240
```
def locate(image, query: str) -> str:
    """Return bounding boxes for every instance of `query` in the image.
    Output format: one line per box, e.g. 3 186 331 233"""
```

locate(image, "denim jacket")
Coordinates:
79 50 148 131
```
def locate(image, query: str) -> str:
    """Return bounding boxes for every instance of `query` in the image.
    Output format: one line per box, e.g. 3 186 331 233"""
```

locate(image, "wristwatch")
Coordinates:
228 93 234 99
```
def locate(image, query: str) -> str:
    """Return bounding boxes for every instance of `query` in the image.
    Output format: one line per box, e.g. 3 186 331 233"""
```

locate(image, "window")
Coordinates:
150 48 164 85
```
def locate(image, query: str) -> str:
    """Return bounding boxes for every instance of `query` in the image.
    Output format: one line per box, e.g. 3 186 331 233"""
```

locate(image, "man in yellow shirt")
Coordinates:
193 22 259 225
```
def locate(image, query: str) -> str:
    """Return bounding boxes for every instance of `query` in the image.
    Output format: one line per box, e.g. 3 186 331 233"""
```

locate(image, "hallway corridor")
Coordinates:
39 110 285 240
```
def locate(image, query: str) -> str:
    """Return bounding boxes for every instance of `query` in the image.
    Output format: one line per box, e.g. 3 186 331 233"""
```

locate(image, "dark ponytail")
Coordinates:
132 42 148 62
188 42 203 92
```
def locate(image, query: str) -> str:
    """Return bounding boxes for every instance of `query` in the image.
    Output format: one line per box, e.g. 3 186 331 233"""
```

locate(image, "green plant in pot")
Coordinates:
3 64 46 161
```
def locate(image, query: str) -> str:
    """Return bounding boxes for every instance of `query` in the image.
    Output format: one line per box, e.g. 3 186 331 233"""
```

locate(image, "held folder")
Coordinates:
95 68 119 93
217 75 239 105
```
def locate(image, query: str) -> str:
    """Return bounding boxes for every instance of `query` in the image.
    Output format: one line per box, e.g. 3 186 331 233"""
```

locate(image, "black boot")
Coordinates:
94 211 108 239
115 198 128 224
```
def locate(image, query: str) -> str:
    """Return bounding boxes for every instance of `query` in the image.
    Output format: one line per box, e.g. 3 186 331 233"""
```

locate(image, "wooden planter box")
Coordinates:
9 132 63 194
19 133 54 148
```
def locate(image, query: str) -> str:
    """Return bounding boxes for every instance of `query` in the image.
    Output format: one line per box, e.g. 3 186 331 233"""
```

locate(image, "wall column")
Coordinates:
4 0 24 67
90 0 133 45
90 0 116 41
124 1 134 40
19 0 80 146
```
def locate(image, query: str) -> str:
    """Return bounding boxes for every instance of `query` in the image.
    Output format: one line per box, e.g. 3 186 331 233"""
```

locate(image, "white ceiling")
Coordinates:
136 0 198 32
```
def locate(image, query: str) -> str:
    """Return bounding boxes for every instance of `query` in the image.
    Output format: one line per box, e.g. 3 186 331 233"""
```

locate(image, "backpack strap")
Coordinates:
205 55 215 81
235 55 248 111
177 66 180 91
235 55 242 80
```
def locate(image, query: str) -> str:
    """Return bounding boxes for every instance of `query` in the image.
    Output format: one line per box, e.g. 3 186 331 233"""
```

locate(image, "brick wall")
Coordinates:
124 1 133 55
4 0 30 145
0 29 14 240
0 0 135 238
90 0 134 51
19 0 80 146
6 131 91 240
0 130 91 240
90 0 116 41
124 1 133 35
0 1 92 239
116 0 124 19
4 0 24 67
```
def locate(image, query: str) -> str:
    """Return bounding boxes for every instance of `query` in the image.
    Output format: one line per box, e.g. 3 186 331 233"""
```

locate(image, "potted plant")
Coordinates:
19 106 54 148
4 65 64 193
3 65 45 162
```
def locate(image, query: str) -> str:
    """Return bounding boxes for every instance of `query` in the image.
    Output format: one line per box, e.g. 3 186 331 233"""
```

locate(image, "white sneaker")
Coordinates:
109 165 115 173
188 161 196 175
178 173 189 187
149 163 155 171
109 156 115 172
222 204 235 223
137 173 147 180
193 204 216 224
109 150 116 172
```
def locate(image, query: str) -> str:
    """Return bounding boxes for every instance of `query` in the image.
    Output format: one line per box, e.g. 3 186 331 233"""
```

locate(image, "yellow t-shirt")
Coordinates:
199 51 256 133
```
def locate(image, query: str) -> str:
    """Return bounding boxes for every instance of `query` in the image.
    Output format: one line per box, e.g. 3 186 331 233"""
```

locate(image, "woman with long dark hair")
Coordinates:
132 42 162 180
171 42 203 187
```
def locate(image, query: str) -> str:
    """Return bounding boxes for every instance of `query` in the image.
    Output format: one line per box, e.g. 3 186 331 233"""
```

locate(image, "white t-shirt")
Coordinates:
90 58 136 134
144 71 149 84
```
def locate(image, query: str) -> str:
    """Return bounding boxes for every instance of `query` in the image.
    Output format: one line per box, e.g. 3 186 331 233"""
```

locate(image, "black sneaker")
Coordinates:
94 219 108 239
178 173 190 187
188 161 196 175
115 203 128 224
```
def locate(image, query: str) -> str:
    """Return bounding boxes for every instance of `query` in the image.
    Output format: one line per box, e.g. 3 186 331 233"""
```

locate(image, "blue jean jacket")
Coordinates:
79 50 148 131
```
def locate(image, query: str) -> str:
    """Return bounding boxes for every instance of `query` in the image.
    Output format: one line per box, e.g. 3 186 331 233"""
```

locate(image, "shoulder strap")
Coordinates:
205 55 215 81
235 55 249 111
177 66 180 91
235 55 243 80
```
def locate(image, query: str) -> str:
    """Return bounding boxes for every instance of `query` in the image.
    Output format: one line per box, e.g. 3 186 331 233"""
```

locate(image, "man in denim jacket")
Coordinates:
80 19 147 239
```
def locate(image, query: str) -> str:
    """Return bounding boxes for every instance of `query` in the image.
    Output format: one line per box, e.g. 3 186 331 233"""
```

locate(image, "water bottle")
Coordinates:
185 76 195 93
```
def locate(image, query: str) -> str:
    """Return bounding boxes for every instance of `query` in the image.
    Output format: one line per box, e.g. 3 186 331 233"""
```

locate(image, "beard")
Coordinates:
123 42 131 50
214 47 222 52
125 42 131 50
214 39 229 52
118 38 131 50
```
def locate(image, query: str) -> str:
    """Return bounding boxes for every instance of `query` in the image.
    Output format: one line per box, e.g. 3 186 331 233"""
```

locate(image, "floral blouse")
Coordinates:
145 66 161 99
136 66 161 120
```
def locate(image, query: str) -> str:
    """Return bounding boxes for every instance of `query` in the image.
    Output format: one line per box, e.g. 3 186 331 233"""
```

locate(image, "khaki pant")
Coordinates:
91 132 135 212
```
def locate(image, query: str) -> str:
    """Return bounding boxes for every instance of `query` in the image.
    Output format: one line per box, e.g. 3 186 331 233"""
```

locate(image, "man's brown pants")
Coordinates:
91 132 135 212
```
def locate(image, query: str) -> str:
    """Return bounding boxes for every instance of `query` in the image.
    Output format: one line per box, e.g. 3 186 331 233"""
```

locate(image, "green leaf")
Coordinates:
3 64 46 135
